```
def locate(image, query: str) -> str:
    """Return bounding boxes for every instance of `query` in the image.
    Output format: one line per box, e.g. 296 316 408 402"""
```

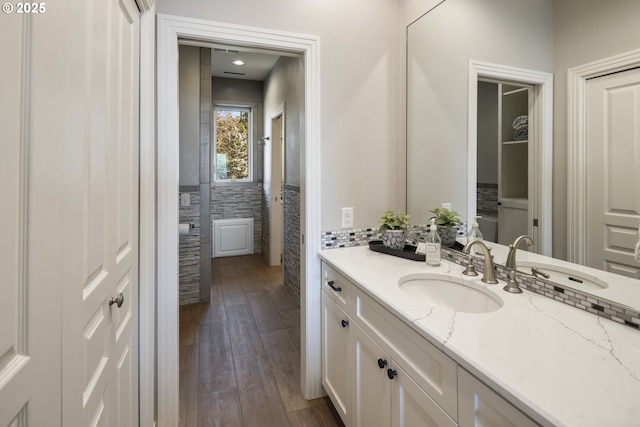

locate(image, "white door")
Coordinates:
586 67 640 278
269 114 284 266
0 12 64 426
0 0 141 425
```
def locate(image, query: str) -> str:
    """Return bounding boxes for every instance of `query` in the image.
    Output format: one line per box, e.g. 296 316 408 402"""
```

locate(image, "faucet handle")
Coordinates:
462 255 478 276
503 269 524 294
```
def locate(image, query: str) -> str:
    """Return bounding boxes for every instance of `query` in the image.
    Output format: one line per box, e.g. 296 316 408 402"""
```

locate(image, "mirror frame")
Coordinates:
467 60 554 256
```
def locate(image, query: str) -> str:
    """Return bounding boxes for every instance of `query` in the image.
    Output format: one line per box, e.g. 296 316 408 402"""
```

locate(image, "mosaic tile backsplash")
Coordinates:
321 225 639 331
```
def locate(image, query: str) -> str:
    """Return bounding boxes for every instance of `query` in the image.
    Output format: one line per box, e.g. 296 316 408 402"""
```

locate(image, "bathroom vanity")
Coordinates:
319 246 640 427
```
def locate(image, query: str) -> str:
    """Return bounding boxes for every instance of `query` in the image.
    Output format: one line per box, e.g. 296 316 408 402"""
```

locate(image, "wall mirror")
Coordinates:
406 0 640 312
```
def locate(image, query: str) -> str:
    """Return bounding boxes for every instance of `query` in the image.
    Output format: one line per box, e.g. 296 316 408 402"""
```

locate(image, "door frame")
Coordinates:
269 105 285 266
467 60 553 256
137 1 156 426
156 14 322 426
567 48 640 264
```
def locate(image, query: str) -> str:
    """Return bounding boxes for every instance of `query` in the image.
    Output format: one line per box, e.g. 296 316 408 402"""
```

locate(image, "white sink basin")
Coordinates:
518 261 608 291
398 273 503 314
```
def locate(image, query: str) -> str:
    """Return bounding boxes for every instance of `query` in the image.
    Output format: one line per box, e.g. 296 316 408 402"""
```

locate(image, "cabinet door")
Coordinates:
322 291 351 424
458 368 540 427
391 362 457 427
351 324 391 427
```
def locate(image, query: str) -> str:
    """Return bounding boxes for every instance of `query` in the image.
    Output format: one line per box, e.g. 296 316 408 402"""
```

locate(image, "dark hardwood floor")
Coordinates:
179 255 344 427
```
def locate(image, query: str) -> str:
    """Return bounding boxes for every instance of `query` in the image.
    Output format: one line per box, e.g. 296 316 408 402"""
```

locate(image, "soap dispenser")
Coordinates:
425 219 441 266
467 216 483 256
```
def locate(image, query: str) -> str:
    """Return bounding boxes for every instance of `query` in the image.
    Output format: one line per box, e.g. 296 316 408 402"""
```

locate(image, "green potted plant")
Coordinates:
378 210 410 250
429 207 463 247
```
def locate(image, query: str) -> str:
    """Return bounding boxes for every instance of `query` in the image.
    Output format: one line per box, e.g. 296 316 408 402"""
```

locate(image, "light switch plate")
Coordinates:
180 193 191 207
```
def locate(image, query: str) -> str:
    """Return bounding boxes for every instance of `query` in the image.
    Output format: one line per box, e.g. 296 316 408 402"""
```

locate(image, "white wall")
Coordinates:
157 0 404 231
263 56 304 187
552 0 640 260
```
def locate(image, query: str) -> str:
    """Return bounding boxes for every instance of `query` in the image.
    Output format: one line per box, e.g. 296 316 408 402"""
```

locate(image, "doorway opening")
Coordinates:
477 79 533 246
157 16 322 425
467 60 553 255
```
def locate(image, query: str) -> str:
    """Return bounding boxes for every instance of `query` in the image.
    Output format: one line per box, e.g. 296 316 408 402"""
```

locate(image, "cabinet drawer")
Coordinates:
321 261 351 310
350 286 458 421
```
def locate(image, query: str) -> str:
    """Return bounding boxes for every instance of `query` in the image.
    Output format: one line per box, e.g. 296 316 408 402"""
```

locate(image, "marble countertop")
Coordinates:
319 245 640 427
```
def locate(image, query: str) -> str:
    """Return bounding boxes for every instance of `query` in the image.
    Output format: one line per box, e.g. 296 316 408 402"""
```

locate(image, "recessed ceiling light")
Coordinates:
232 60 245 66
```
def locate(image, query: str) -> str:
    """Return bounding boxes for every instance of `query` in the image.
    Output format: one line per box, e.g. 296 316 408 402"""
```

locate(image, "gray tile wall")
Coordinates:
477 183 498 217
284 185 301 303
262 182 271 263
210 183 263 254
179 191 201 305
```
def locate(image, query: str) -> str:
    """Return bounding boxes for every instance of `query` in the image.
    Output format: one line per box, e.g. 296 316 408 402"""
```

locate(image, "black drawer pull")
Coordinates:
341 319 349 328
387 369 397 380
377 358 388 369
327 280 342 292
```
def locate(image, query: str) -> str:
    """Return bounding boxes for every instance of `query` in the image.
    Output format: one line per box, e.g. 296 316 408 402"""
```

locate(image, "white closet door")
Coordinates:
586 67 640 278
0 12 63 427
61 0 141 425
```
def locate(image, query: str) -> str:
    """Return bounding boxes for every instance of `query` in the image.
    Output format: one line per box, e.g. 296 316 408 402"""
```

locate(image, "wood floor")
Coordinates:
179 255 344 427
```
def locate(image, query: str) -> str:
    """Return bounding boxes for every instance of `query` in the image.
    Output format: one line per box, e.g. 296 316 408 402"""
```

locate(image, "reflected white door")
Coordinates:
586 67 640 278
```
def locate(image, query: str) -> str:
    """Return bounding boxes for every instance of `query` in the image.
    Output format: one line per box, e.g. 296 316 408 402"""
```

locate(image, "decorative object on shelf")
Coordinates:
429 207 463 247
512 115 528 140
378 210 409 250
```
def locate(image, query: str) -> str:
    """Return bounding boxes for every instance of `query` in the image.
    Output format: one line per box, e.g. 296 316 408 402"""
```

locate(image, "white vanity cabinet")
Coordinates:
321 261 457 427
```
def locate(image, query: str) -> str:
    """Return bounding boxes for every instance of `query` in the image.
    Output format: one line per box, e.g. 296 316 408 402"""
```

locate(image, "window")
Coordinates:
213 105 252 182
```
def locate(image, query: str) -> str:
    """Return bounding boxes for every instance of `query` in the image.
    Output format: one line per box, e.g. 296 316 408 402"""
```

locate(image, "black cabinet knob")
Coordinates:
377 358 388 369
387 369 397 380
341 319 349 328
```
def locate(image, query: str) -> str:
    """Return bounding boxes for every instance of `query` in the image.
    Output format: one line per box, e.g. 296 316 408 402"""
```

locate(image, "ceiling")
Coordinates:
211 47 281 81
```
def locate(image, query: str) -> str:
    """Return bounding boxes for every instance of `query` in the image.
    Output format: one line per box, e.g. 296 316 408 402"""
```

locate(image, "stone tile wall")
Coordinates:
284 185 301 303
211 183 263 254
179 190 201 305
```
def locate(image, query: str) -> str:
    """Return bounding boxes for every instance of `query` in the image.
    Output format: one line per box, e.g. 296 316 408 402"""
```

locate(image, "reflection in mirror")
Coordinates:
406 0 640 312
477 80 533 246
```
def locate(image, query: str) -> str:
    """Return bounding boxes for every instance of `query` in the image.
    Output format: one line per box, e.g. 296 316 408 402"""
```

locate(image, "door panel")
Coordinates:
0 12 63 427
62 0 140 425
586 67 640 277
351 324 390 427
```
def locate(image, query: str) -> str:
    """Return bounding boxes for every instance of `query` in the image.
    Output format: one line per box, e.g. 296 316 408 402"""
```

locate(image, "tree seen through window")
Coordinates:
215 107 250 180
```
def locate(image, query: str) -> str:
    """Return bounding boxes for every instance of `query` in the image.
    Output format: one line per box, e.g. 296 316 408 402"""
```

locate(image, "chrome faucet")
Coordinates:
463 240 498 284
505 235 534 270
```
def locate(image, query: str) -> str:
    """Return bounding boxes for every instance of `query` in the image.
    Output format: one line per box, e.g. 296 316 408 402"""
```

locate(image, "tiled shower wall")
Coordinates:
284 185 301 303
210 184 263 254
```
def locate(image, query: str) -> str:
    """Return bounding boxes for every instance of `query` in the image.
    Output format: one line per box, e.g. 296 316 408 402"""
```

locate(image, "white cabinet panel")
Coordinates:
321 291 351 424
391 363 457 427
458 367 539 427
351 324 391 427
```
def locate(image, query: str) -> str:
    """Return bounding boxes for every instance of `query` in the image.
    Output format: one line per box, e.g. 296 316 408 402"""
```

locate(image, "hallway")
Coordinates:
179 255 343 427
